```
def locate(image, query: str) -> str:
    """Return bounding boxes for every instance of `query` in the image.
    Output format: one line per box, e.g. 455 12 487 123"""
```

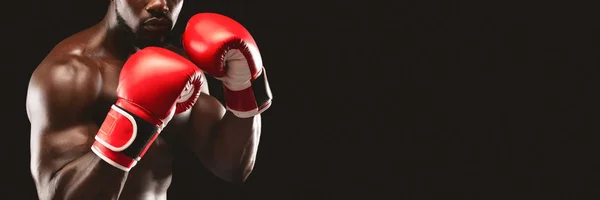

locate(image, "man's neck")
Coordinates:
99 2 138 60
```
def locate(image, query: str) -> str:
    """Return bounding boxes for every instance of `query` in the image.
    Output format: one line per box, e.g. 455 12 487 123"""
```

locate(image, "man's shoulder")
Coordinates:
39 26 104 71
34 51 101 83
30 51 102 103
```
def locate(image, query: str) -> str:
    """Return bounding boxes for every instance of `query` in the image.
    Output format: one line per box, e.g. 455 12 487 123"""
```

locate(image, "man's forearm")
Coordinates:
207 112 262 183
43 152 128 200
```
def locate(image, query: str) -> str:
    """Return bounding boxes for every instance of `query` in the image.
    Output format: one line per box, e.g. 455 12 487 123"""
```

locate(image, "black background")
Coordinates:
5 0 598 199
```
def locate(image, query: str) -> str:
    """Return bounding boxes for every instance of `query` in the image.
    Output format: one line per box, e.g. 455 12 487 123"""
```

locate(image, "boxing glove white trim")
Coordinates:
91 145 137 171
177 82 196 103
94 105 138 152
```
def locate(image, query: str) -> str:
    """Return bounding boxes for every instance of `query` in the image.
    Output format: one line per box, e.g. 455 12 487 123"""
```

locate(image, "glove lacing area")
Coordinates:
175 73 203 113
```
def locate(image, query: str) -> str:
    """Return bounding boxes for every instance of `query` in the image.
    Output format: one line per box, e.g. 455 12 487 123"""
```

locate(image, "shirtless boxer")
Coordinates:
25 0 272 199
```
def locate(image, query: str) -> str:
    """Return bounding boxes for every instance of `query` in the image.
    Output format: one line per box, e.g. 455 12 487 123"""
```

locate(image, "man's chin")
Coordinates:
135 38 167 49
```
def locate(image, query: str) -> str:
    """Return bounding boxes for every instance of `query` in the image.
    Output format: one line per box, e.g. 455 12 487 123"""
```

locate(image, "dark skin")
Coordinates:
26 0 262 199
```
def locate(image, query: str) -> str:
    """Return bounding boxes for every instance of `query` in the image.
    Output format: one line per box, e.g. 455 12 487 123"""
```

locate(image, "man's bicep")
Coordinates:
27 59 101 184
28 94 98 187
181 93 226 157
30 122 97 181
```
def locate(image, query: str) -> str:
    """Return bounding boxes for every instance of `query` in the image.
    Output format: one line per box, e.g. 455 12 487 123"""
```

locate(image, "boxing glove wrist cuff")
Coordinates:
223 68 273 118
91 105 160 171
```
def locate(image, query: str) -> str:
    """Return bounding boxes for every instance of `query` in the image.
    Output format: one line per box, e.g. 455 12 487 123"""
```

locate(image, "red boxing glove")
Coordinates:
91 47 203 171
182 13 272 118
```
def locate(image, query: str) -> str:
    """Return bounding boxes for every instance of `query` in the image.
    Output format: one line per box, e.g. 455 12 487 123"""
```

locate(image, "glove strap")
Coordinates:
92 105 160 171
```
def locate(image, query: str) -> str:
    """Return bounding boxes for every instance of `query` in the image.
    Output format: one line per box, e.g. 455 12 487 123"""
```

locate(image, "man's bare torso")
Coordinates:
40 24 192 200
